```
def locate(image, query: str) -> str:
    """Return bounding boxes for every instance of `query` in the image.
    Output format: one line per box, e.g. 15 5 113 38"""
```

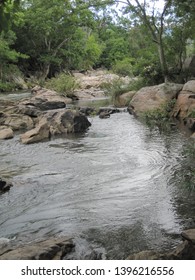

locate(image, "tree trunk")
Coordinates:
157 37 169 83
42 64 51 80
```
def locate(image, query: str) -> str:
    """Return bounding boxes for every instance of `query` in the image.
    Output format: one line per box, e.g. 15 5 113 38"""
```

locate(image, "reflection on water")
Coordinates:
0 112 194 259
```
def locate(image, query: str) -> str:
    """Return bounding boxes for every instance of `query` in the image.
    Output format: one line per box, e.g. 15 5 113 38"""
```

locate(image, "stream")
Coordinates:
0 94 195 259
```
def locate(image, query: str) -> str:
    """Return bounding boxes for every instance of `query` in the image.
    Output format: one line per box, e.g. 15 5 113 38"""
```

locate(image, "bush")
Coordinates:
140 99 176 130
180 142 195 191
187 109 195 118
0 64 25 92
101 77 147 104
133 60 164 86
112 58 134 76
0 81 16 92
45 73 78 97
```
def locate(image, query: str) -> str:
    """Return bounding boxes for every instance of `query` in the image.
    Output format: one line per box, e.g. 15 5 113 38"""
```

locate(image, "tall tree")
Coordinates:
86 0 191 82
15 0 99 78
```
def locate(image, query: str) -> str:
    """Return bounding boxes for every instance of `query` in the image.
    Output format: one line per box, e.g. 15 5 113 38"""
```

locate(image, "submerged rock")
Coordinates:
0 178 13 194
99 111 110 119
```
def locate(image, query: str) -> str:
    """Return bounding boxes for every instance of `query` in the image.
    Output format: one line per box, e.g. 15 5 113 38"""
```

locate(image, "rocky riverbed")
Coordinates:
0 70 195 259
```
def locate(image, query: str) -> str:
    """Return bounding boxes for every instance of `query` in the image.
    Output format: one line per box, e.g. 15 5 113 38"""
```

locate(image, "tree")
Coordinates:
0 0 20 32
14 0 99 78
86 0 193 82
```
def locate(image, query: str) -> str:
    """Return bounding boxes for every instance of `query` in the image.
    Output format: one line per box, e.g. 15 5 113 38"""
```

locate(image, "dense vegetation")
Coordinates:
0 0 195 91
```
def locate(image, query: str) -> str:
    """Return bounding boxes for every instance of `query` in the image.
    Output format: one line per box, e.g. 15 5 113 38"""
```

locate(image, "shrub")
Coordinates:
101 77 147 104
180 142 195 191
45 73 79 97
0 81 15 92
0 64 25 92
140 99 176 130
187 109 195 118
112 58 134 76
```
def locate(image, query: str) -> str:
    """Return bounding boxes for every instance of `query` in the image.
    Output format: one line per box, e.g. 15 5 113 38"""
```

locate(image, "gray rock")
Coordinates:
99 111 110 119
0 237 74 260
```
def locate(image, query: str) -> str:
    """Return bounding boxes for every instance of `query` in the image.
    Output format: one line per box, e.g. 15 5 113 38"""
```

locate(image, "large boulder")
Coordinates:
129 83 183 116
20 109 91 144
172 80 195 121
115 91 136 107
0 237 74 260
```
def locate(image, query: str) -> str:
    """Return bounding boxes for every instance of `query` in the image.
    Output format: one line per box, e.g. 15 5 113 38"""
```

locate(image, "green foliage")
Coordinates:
0 31 25 65
141 99 176 130
101 77 146 104
98 26 130 69
45 73 78 97
101 78 128 98
0 81 15 92
0 0 20 32
180 141 195 191
112 58 134 76
0 0 194 87
0 30 27 91
83 34 103 69
187 110 195 118
14 0 99 77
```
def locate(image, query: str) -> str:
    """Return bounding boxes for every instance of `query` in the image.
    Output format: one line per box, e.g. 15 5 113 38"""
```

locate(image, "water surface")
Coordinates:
0 112 194 259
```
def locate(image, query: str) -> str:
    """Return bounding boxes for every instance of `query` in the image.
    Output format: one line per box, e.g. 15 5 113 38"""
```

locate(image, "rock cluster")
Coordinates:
73 69 132 100
0 237 74 260
0 87 91 144
128 80 195 136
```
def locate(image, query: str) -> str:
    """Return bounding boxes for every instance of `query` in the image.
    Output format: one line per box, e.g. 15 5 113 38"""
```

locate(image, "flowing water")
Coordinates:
0 91 31 101
0 98 195 259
